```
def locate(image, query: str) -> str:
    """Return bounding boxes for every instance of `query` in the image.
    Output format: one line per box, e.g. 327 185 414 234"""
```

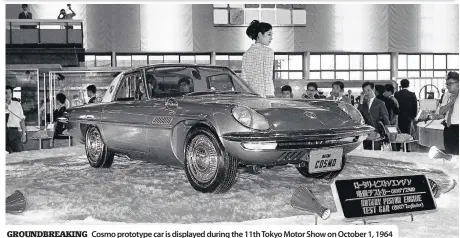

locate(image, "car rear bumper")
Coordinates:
221 125 373 165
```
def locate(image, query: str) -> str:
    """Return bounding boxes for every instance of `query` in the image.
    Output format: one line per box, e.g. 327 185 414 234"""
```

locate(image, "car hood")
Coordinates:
181 96 360 131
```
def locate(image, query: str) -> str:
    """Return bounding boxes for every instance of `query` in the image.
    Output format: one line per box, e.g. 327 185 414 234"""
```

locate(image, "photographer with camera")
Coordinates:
57 4 76 29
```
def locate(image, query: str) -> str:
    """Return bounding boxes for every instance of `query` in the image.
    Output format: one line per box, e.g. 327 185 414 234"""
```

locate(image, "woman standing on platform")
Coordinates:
241 20 275 98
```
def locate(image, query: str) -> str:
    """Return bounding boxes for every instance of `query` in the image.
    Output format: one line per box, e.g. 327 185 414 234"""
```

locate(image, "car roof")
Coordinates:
123 63 231 74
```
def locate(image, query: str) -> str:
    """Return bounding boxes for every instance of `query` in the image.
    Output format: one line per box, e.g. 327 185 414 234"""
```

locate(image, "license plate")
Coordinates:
308 148 343 173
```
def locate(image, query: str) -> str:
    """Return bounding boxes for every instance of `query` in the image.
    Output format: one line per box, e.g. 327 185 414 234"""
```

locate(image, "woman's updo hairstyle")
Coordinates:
246 20 272 40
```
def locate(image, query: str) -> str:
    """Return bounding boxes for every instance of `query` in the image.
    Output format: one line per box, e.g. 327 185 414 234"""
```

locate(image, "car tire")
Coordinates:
296 155 347 180
85 126 114 168
184 127 238 194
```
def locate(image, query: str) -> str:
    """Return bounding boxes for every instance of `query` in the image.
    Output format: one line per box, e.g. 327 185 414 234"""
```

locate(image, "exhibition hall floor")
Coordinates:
5 145 459 238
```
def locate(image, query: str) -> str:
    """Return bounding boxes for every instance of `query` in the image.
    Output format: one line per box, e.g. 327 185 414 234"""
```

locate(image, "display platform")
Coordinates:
417 120 445 150
5 147 458 238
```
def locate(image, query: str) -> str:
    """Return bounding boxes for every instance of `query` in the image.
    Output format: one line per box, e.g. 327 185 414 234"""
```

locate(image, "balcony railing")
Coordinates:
6 19 83 46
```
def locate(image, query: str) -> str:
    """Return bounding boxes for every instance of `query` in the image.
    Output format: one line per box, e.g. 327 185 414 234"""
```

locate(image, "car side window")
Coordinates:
115 72 144 101
145 67 196 98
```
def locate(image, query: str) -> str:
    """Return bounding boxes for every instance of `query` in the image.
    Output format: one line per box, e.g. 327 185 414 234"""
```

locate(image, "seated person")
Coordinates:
52 93 68 140
146 74 161 97
281 85 293 98
178 77 192 93
136 80 147 100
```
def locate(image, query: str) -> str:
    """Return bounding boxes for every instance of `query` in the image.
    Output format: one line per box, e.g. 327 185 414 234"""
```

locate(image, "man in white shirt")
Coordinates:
6 85 27 153
436 72 459 155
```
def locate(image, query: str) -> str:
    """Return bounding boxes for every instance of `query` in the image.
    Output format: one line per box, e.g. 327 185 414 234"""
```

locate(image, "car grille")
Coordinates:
276 136 359 150
151 116 173 125
277 151 308 162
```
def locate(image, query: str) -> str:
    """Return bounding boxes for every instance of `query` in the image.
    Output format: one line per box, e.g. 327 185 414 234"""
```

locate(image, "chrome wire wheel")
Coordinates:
186 134 219 184
86 127 104 163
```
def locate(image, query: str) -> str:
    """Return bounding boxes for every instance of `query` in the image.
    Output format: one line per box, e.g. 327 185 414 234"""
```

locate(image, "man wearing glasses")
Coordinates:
436 71 459 155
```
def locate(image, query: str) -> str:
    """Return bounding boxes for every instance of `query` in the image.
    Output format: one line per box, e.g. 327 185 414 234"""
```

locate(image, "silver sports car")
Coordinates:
66 64 373 193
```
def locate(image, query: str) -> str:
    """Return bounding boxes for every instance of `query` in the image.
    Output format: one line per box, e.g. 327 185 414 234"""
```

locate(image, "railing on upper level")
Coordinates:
6 19 83 46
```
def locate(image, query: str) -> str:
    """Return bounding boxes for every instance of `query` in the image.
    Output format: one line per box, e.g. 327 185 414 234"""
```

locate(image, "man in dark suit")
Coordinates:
375 85 399 123
18 4 35 29
86 85 98 104
394 79 418 135
357 82 390 150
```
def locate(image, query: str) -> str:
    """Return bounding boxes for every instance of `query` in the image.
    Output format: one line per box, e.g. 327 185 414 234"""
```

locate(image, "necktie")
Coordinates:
447 95 457 127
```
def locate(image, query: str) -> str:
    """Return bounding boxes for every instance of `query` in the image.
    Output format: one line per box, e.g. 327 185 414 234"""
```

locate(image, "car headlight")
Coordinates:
337 102 365 125
232 106 270 130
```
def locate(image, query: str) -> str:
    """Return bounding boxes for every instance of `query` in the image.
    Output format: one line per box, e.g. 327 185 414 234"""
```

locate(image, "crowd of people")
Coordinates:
241 19 458 155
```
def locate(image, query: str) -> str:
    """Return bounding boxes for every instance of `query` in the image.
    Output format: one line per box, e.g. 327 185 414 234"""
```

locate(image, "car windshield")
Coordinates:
144 66 256 98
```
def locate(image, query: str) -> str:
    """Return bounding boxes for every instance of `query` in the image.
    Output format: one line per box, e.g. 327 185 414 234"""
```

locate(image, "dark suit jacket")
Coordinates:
18 12 32 19
357 98 390 129
394 89 417 133
18 12 36 29
377 95 399 121
88 96 97 104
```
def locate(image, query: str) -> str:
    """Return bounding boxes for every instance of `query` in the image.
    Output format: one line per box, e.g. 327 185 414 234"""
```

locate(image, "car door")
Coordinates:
142 67 195 165
101 71 151 154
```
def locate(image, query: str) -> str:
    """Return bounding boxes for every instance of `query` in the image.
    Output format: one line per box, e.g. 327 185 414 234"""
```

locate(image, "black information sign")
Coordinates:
334 175 437 219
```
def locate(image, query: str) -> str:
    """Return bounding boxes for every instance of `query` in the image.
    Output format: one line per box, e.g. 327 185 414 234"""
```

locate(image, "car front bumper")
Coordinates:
221 125 374 166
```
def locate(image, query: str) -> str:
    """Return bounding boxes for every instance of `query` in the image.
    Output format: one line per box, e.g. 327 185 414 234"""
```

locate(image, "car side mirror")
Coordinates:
165 98 178 109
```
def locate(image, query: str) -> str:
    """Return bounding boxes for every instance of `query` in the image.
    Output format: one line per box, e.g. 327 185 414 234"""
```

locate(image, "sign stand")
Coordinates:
314 215 318 225
362 219 367 225
410 214 414 222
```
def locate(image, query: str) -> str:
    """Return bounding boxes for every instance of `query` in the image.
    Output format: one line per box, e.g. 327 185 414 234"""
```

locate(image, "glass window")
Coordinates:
398 54 407 70
350 71 363 81
164 55 179 63
336 55 349 70
434 55 446 69
421 55 433 69
350 55 363 70
229 55 243 71
180 55 195 64
407 71 420 77
216 55 229 67
378 71 391 80
321 71 334 79
364 71 377 81
364 55 377 70
321 55 334 70
115 73 140 101
434 71 447 77
149 55 163 64
407 55 420 69
292 9 307 24
116 55 131 67
196 55 211 64
132 55 147 67
95 55 111 67
85 55 95 67
214 9 228 24
398 71 407 78
377 54 391 70
289 55 303 70
274 72 289 80
421 71 434 77
289 72 303 79
336 72 349 81
309 71 320 79
447 54 459 69
310 55 321 70
276 8 291 25
245 10 259 24
274 55 289 70
261 10 276 25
